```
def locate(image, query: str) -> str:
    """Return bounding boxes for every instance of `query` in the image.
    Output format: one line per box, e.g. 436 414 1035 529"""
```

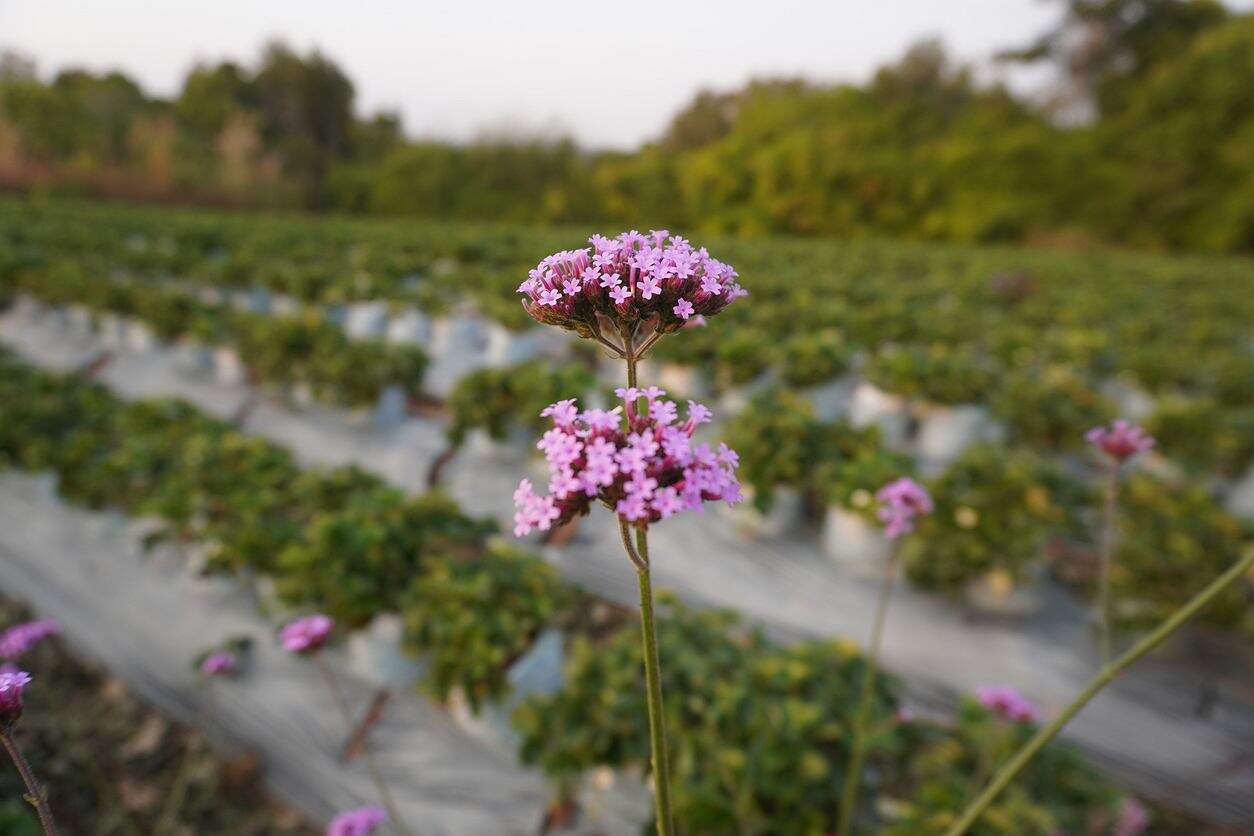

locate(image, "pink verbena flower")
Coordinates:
1086 420 1155 463
0 619 60 659
200 650 237 677
280 615 334 654
513 394 742 536
0 669 31 727
875 477 933 540
327 805 387 836
1113 796 1149 836
975 685 1041 723
517 232 747 340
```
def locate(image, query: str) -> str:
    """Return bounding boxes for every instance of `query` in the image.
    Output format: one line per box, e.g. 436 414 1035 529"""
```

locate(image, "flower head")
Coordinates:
279 615 334 654
327 806 387 836
1086 420 1155 464
875 477 933 540
1113 797 1150 836
513 397 741 537
200 650 237 677
0 669 31 727
975 685 1040 723
0 620 60 659
517 233 746 342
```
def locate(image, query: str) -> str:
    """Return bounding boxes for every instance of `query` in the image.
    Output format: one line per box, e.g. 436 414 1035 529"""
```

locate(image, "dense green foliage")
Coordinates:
444 361 596 447
5 4 1254 251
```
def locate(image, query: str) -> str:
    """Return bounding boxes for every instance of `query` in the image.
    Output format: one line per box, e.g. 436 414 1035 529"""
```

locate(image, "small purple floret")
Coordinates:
280 615 334 654
0 620 60 659
327 805 387 836
975 685 1041 723
1086 420 1155 463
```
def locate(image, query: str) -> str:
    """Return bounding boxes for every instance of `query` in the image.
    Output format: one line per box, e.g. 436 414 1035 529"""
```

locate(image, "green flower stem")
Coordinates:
1096 461 1119 664
837 551 900 836
314 656 411 836
0 726 60 836
623 348 675 835
944 545 1254 836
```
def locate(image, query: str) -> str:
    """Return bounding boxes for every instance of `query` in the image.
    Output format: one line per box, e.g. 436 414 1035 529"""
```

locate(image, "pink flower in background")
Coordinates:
517 232 746 338
875 477 933 540
1086 420 1155 463
280 615 334 654
0 619 60 659
1113 796 1150 836
513 393 742 536
975 685 1041 723
0 669 31 727
327 805 387 836
200 650 237 677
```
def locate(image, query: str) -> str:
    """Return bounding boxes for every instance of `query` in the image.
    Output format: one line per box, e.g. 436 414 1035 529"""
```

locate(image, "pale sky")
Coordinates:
3 1 1251 149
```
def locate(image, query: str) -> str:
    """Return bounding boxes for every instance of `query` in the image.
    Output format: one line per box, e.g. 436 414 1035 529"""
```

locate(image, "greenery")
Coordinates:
883 700 1123 836
901 445 1085 592
1111 473 1252 633
402 546 570 711
444 361 596 447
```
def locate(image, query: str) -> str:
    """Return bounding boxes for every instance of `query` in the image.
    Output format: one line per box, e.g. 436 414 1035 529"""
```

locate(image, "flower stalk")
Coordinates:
0 726 59 836
943 544 1254 836
1095 459 1119 664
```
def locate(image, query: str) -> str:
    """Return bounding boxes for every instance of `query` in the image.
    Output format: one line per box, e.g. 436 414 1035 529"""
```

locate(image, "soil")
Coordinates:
0 596 318 836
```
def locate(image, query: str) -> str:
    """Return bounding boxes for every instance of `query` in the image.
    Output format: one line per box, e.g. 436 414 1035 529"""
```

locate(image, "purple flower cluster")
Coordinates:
200 650 238 677
1086 420 1155 464
0 669 31 727
280 615 334 654
875 477 933 540
1114 796 1150 836
517 231 747 340
0 619 60 659
327 806 386 836
975 685 1041 723
513 390 741 536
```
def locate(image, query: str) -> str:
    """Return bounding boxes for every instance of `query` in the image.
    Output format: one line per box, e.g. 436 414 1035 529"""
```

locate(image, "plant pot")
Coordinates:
1099 377 1155 423
717 371 776 416
237 286 271 315
800 373 858 421
1225 464 1254 520
849 381 910 449
822 505 891 577
171 342 214 377
373 385 409 428
346 614 427 690
66 305 94 337
964 569 1043 618
344 301 390 340
213 346 247 386
448 629 566 752
464 426 532 462
431 313 489 359
485 325 542 367
721 486 805 539
657 363 710 400
124 320 157 353
915 403 1002 474
385 308 430 345
97 313 129 349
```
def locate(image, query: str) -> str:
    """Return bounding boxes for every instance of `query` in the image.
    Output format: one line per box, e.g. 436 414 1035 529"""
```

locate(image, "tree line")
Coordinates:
1 1 1252 252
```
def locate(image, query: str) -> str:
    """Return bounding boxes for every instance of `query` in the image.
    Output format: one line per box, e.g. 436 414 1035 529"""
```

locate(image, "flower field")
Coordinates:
1 196 1252 834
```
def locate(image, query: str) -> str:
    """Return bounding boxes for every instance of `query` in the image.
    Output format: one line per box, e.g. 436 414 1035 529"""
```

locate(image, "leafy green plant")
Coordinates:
991 366 1114 451
402 545 570 710
901 445 1084 591
777 328 853 388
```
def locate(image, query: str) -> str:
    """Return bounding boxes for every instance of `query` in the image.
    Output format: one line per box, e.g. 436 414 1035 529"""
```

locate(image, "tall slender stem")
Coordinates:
314 657 411 836
622 349 674 835
944 545 1254 836
837 552 899 836
1095 462 1119 664
0 726 60 836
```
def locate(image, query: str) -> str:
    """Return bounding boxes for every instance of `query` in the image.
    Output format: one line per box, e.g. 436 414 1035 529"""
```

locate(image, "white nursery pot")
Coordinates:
385 308 431 345
344 301 390 340
822 505 890 576
849 382 910 449
213 346 247 385
463 426 532 462
1226 465 1254 520
657 363 711 400
448 629 566 752
374 385 409 428
722 486 806 539
171 342 214 377
431 313 489 358
916 404 1002 474
963 569 1044 618
66 305 94 336
485 324 542 367
346 614 427 690
97 313 128 349
1099 378 1156 423
801 373 858 422
124 320 156 353
238 287 272 315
